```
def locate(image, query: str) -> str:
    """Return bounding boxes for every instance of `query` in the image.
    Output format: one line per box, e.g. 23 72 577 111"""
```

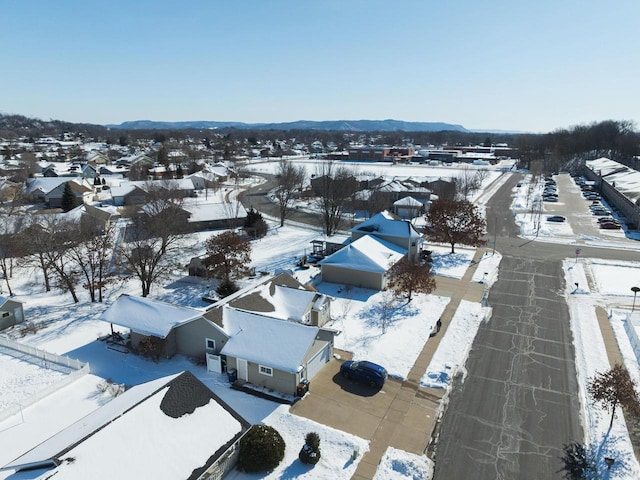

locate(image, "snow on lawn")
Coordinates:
320 284 449 380
427 245 475 279
589 259 640 296
228 405 368 480
0 349 73 411
373 447 433 480
421 300 490 388
564 261 640 479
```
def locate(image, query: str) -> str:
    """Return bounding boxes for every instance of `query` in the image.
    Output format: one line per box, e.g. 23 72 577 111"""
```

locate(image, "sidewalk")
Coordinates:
351 248 487 479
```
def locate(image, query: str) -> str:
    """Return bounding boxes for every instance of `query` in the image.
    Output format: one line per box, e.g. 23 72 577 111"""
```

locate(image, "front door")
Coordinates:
237 358 248 381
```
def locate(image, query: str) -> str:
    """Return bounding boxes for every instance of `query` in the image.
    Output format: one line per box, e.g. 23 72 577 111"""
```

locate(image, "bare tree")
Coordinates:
68 217 117 302
588 363 640 430
315 162 357 235
426 199 486 254
21 217 55 292
387 257 436 302
118 217 178 297
36 216 82 303
0 190 26 295
0 216 25 296
452 166 487 200
274 159 306 227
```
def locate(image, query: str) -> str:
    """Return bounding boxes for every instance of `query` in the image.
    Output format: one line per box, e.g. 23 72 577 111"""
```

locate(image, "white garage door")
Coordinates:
306 344 331 380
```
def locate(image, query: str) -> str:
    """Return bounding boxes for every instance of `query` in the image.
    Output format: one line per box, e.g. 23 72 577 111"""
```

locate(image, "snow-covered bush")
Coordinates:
237 424 286 472
299 432 321 465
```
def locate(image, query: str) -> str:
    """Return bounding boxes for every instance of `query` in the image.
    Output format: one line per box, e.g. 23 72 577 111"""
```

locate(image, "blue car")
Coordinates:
340 360 388 388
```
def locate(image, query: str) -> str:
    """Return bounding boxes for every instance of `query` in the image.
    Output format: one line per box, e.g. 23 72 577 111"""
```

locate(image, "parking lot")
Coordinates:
542 173 628 240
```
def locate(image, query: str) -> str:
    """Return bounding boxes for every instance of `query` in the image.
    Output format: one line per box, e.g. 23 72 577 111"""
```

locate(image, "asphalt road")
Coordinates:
433 174 639 479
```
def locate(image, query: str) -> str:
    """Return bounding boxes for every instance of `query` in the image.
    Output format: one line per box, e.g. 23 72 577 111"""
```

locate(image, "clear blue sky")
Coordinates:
2 0 639 133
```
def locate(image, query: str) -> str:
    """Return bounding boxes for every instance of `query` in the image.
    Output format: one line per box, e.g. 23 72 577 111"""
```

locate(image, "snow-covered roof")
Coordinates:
109 183 141 198
99 295 204 338
220 307 319 373
393 196 423 207
586 157 640 205
2 372 247 479
25 177 84 196
352 211 421 239
183 199 247 222
0 295 22 308
319 234 406 273
250 283 317 322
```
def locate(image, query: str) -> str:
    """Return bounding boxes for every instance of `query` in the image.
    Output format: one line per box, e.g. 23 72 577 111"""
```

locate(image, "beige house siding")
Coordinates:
302 337 332 366
322 265 384 290
311 298 331 327
174 318 229 358
226 357 299 396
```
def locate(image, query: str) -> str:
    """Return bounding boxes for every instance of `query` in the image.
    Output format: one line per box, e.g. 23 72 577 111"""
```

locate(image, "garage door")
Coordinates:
306 344 331 380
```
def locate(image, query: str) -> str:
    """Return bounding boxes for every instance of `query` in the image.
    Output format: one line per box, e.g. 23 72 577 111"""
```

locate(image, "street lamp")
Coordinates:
632 286 640 312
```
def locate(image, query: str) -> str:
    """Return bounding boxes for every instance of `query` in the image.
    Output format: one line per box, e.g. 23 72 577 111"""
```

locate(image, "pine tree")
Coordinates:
61 182 76 212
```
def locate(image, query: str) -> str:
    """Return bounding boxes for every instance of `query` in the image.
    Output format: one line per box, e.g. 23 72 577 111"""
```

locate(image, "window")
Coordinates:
205 338 215 350
1 312 9 318
259 365 273 376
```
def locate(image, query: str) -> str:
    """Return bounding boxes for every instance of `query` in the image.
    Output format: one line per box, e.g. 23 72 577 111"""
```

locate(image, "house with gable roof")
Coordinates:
393 195 425 219
99 273 335 398
99 294 225 360
1 371 250 480
202 273 335 396
319 210 422 290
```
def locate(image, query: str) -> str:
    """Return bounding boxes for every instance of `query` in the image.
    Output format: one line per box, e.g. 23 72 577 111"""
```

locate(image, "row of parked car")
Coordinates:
574 176 622 230
542 175 558 202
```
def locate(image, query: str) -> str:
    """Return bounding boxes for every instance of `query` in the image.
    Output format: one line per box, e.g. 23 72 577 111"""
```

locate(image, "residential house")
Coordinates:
45 179 93 209
99 273 335 397
393 196 425 219
319 234 406 290
351 211 422 261
1 371 251 480
319 210 422 290
110 183 147 206
202 273 335 395
25 177 93 208
99 294 221 360
0 296 25 330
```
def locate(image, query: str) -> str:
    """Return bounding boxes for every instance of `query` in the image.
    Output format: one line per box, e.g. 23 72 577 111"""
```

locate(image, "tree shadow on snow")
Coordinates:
588 429 634 479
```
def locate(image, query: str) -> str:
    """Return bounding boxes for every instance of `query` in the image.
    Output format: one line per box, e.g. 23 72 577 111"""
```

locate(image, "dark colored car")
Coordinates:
340 360 388 388
547 215 566 222
600 222 621 230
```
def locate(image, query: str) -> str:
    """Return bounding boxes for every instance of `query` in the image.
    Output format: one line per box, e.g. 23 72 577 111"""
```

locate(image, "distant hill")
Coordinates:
0 113 107 137
107 119 469 132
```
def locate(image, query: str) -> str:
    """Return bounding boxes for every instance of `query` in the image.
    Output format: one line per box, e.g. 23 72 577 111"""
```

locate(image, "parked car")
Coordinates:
600 222 621 230
340 360 388 388
543 196 559 202
592 209 609 216
547 215 566 222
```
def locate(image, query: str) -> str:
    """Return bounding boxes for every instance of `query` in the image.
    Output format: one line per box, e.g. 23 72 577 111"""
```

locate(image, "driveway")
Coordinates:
292 350 401 440
291 349 443 478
